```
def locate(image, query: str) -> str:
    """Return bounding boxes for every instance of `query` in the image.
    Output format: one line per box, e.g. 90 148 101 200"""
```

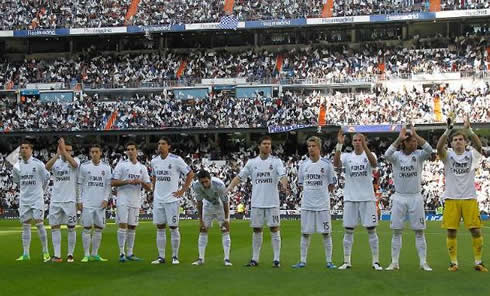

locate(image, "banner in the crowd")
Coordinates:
268 124 313 133
105 110 118 130
186 22 245 31
26 82 64 90
125 0 141 23
342 125 402 133
70 27 127 35
223 0 235 15
0 31 14 37
306 15 368 25
176 60 188 79
370 12 435 22
39 92 74 103
20 89 40 96
245 18 306 29
322 0 334 18
173 88 209 100
127 24 185 33
6 146 20 166
412 72 461 81
435 8 489 18
13 28 69 37
201 78 247 85
318 104 327 126
430 0 441 12
235 86 272 98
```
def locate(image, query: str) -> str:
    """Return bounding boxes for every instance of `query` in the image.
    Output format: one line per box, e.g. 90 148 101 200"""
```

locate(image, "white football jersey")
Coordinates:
50 157 80 203
113 159 150 208
340 151 377 202
151 153 191 204
238 155 286 208
442 148 481 199
12 156 50 208
298 157 336 211
78 160 112 208
384 142 432 194
192 177 227 208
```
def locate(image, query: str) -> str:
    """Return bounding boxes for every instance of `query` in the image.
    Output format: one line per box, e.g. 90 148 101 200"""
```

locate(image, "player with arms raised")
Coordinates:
437 116 487 272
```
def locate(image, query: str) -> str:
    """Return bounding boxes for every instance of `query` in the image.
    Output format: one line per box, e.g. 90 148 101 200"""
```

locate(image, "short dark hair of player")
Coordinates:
197 170 211 180
63 140 73 147
258 135 272 145
449 129 468 142
126 141 138 149
159 137 171 146
20 139 33 148
91 143 102 151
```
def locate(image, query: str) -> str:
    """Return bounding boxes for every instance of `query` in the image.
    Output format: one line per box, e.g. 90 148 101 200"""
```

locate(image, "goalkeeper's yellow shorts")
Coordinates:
441 199 481 230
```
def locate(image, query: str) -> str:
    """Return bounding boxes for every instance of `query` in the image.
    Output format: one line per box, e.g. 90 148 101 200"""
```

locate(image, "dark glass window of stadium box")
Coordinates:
260 31 296 46
73 36 119 52
29 38 70 53
308 28 351 44
358 25 403 42
167 31 254 48
120 36 158 51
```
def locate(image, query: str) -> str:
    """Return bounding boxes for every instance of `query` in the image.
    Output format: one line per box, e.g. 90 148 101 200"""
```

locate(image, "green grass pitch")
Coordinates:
0 219 488 296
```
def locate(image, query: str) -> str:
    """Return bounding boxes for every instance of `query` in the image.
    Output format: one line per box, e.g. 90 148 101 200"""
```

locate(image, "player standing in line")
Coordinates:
384 125 432 271
13 140 51 262
45 138 80 263
437 116 487 272
227 135 288 268
191 170 232 266
150 137 194 265
333 131 383 271
78 144 112 263
112 142 152 262
292 136 337 269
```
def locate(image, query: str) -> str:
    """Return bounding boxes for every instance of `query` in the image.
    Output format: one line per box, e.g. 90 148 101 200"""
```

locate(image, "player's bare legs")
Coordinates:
469 228 487 272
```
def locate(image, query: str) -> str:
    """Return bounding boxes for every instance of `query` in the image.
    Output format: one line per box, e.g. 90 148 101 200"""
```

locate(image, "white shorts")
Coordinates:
153 201 179 227
343 201 378 228
49 202 77 226
250 207 280 228
390 193 426 230
81 207 106 228
19 205 44 223
301 210 331 234
202 204 226 229
117 205 140 226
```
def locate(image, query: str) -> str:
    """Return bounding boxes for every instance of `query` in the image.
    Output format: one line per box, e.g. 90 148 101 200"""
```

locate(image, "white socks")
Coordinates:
52 228 61 258
222 232 231 261
170 228 180 258
156 229 166 258
82 229 91 257
36 223 48 253
271 231 281 262
117 228 127 255
91 229 102 256
368 228 380 264
343 228 354 264
323 234 333 263
67 227 76 256
252 231 263 262
300 234 311 263
415 230 427 265
391 230 402 264
22 223 31 256
198 232 208 260
127 229 136 256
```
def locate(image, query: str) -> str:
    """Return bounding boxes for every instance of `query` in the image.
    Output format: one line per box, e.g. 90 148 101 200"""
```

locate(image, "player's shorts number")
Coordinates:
372 215 377 223
172 216 177 224
323 222 330 231
68 216 77 224
272 215 279 223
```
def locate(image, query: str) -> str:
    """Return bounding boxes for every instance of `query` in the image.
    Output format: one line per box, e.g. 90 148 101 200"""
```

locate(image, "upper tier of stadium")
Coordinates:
0 0 488 30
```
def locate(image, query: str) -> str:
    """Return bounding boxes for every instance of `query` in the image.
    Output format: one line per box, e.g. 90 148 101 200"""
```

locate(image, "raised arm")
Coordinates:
465 116 483 155
437 118 452 161
360 134 377 167
333 129 344 168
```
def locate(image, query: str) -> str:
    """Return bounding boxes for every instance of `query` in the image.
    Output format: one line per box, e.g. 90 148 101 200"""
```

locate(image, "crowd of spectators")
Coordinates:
0 0 488 30
1 34 488 89
0 85 488 132
0 136 489 217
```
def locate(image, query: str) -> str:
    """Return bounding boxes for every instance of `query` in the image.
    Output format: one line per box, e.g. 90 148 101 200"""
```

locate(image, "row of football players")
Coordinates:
12 118 486 271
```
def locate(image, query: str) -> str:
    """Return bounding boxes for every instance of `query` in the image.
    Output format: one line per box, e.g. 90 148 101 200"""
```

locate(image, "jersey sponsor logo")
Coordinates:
20 174 36 186
87 175 104 187
255 171 273 184
450 160 470 175
349 164 368 177
55 170 71 182
305 173 323 186
155 169 171 182
399 164 417 178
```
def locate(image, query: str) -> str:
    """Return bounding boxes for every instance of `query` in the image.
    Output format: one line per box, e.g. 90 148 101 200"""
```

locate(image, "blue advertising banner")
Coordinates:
236 86 272 98
245 18 306 29
173 88 209 100
40 92 74 103
268 124 313 134
369 12 435 23
127 24 185 33
14 28 70 37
